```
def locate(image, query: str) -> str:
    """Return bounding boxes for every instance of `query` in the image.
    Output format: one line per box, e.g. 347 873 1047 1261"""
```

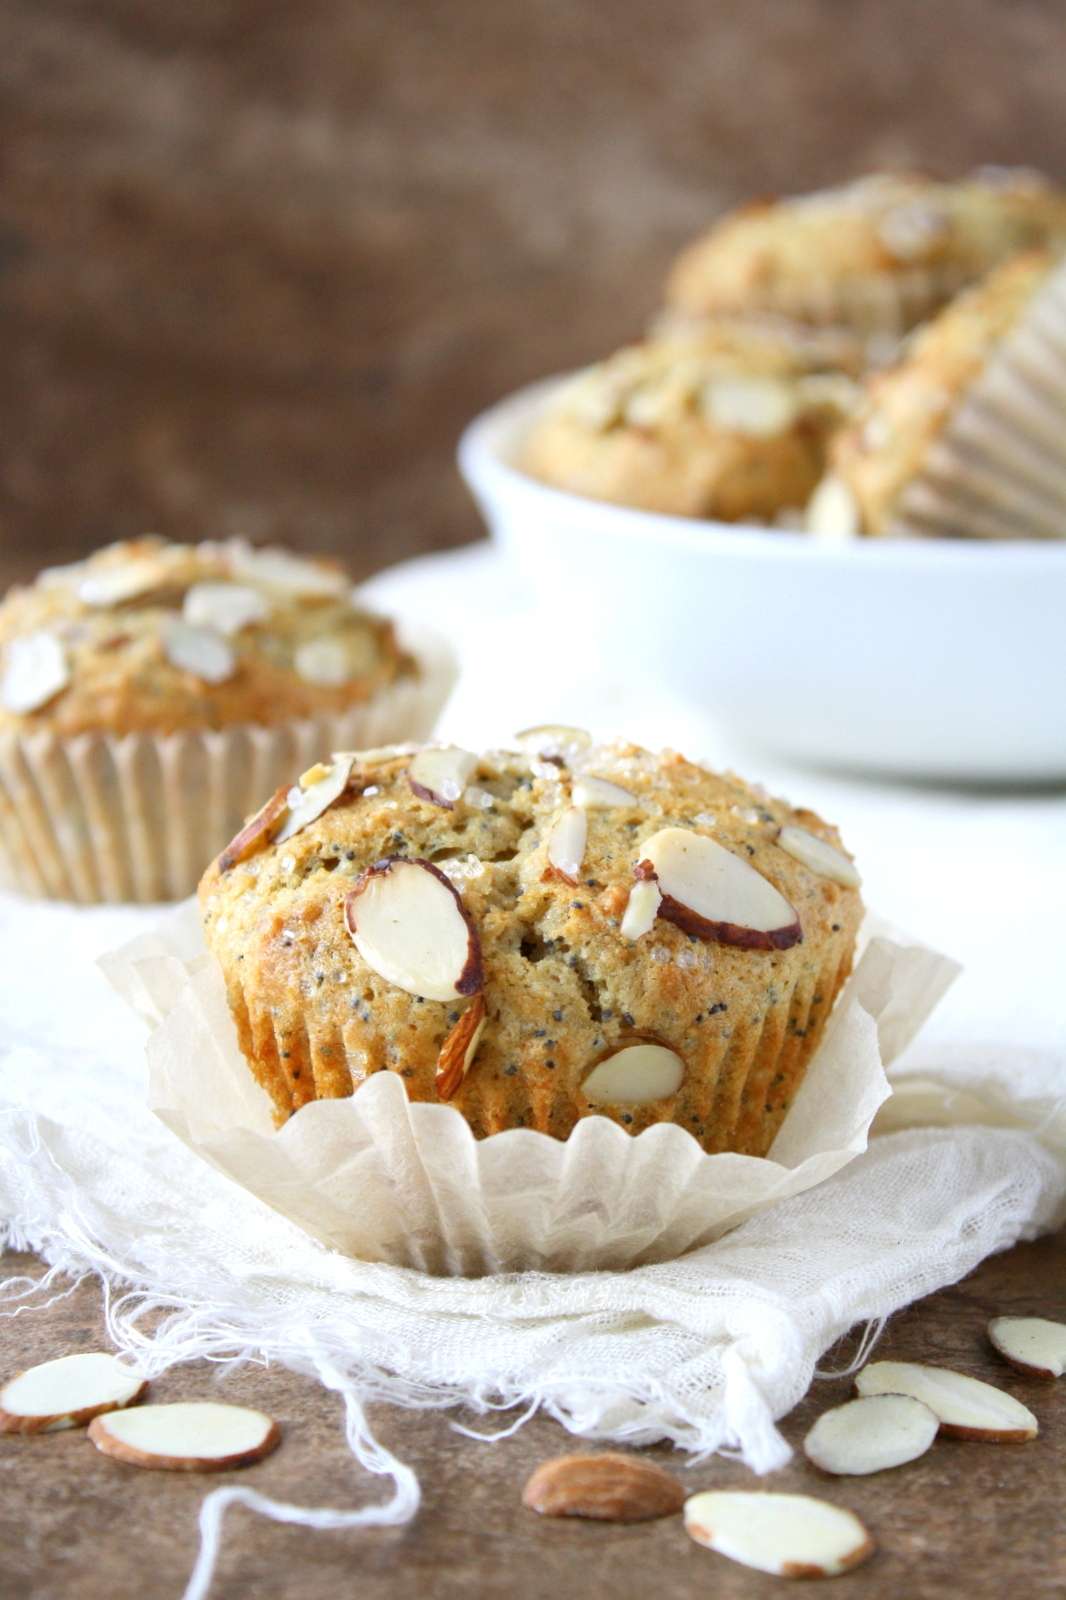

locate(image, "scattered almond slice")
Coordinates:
641 827 801 951
620 864 661 939
571 774 638 809
855 1361 1038 1441
162 619 236 685
274 754 355 843
546 806 587 884
582 1042 685 1105
777 825 862 889
523 1452 685 1522
807 474 860 540
1 630 70 714
218 786 290 871
226 542 348 600
988 1316 1066 1379
78 556 175 608
183 581 271 636
436 994 488 1100
344 743 417 767
516 725 591 763
0 1353 147 1434
38 558 93 590
684 1491 874 1579
408 745 479 808
803 1394 938 1476
345 856 484 1002
700 374 800 437
293 635 354 686
87 1401 280 1471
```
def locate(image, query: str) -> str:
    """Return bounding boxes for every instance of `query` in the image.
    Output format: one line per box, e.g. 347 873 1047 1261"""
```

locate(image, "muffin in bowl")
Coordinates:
199 731 863 1157
809 249 1066 540
665 169 1066 343
0 536 455 901
518 323 860 521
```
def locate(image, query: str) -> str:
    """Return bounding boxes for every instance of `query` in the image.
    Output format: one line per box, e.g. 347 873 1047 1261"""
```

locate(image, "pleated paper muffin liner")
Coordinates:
890 258 1066 539
223 930 854 1160
101 908 959 1276
0 624 457 905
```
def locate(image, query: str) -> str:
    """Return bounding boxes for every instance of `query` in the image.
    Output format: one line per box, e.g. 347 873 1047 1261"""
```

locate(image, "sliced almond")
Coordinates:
344 743 417 767
293 635 354 687
38 558 93 591
807 474 860 540
226 542 348 600
408 745 480 809
877 201 950 260
803 1394 938 1476
183 581 271 636
571 774 638 809
988 1316 1066 1379
777 826 862 889
855 1361 1038 1441
436 994 488 1100
78 556 175 608
516 725 591 763
274 754 355 843
87 1401 280 1471
0 630 70 714
345 857 483 1002
162 619 236 685
523 1452 685 1522
684 1491 874 1579
0 1353 147 1434
545 806 587 884
620 864 661 940
700 374 799 437
582 1042 685 1106
641 828 800 951
218 786 290 872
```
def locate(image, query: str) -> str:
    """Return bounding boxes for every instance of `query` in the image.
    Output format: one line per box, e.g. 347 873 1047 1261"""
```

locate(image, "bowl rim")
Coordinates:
458 373 1066 570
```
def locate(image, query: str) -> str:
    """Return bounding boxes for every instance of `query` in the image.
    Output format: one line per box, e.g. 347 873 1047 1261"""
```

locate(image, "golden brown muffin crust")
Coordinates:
200 739 863 1157
666 170 1066 336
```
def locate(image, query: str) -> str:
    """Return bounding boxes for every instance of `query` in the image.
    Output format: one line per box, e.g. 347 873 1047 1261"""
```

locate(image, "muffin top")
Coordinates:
0 536 413 738
199 732 863 1155
810 249 1055 538
665 169 1066 337
518 323 860 521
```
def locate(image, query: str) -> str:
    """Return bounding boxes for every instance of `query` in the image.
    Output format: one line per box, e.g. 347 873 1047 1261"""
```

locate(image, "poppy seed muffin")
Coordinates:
518 324 860 522
199 732 863 1157
665 169 1066 342
0 536 453 901
810 249 1066 539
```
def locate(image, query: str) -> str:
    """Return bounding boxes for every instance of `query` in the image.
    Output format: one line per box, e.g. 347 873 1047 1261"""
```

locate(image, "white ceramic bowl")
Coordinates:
459 376 1066 782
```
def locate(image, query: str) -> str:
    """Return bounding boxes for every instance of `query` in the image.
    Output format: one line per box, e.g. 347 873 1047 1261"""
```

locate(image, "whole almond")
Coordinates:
522 1451 685 1522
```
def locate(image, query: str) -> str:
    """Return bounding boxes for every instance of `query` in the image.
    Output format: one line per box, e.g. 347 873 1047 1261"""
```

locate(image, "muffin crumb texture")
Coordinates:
201 734 863 1156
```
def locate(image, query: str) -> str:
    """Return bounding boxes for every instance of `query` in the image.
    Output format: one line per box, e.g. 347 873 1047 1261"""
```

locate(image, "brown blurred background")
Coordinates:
3 0 1066 587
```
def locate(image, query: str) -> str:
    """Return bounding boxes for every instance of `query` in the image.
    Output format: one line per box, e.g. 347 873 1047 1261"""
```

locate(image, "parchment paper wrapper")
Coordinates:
101 907 961 1275
0 623 457 905
891 257 1066 540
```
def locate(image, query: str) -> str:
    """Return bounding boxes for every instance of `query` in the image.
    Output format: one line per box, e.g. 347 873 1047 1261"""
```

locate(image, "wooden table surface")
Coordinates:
1 1227 1063 1600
